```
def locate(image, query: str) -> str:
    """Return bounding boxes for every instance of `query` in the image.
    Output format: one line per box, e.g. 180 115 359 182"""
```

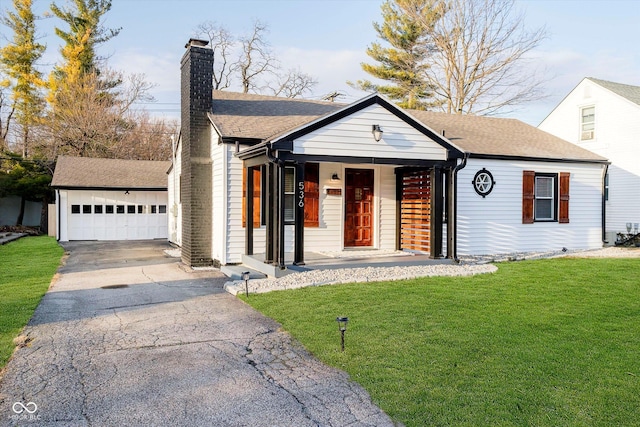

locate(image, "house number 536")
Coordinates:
298 181 305 207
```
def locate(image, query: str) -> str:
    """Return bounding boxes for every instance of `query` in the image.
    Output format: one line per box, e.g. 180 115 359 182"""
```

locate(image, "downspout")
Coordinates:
602 163 609 245
451 153 469 262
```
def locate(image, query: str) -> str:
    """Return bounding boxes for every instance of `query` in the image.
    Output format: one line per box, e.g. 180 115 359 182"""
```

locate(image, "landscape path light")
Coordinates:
336 316 348 352
242 271 250 297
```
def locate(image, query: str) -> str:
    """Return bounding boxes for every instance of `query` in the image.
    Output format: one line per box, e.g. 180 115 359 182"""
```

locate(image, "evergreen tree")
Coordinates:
350 0 444 110
48 0 121 101
0 0 46 157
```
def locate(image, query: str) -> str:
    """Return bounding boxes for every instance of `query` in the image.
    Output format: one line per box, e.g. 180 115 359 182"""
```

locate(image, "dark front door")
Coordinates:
344 168 374 247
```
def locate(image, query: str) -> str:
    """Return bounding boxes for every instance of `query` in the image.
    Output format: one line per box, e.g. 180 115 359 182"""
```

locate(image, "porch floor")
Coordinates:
233 249 452 278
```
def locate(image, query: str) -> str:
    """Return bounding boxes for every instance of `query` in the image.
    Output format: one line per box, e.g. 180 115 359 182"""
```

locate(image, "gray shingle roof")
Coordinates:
588 77 640 106
407 109 606 162
210 91 607 163
210 90 344 141
51 156 171 189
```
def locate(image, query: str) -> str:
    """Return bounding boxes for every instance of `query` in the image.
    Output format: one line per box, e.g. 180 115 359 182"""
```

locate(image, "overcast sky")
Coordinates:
11 0 640 126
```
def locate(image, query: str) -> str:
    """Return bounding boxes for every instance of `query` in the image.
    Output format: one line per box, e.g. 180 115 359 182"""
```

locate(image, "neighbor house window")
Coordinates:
522 171 570 224
580 106 595 140
284 166 295 223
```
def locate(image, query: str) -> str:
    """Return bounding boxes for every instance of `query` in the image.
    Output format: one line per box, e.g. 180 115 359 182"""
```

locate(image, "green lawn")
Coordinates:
0 236 64 368
243 258 640 427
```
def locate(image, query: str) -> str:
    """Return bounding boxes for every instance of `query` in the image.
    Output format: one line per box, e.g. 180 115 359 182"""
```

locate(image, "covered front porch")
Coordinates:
233 94 465 278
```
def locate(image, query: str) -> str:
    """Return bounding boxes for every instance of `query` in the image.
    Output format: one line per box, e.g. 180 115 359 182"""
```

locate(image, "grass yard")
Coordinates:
0 236 64 368
243 257 640 426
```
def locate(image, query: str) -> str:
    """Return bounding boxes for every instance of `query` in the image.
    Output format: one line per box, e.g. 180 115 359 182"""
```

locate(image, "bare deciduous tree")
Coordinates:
194 21 235 90
110 112 177 161
237 21 277 94
0 85 16 151
412 0 547 115
193 20 318 98
268 68 317 98
41 69 155 159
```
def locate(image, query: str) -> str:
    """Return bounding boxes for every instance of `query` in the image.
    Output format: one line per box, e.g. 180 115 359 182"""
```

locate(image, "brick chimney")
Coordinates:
180 39 214 267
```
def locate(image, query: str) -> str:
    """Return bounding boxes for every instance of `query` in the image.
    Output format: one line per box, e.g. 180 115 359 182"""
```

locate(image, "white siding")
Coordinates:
293 105 447 161
457 159 605 255
167 140 182 246
539 79 640 236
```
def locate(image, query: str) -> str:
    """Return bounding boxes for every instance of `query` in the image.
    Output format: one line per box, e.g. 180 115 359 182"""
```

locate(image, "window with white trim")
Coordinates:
580 106 595 140
284 166 295 223
534 175 556 220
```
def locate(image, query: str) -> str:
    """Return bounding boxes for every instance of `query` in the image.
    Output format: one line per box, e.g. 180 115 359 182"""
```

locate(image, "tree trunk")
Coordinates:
40 199 48 234
16 196 25 226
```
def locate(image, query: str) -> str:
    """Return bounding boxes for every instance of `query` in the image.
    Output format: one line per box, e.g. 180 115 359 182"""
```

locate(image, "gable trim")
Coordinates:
270 94 464 159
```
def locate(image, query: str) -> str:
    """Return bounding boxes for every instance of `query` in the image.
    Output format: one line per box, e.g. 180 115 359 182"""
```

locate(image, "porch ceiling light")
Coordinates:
372 124 383 142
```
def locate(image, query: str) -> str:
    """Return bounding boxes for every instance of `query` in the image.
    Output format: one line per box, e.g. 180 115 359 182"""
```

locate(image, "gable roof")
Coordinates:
211 91 607 163
588 77 640 106
51 156 171 190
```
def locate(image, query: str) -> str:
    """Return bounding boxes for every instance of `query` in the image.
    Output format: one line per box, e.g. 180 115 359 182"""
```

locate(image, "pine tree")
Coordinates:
350 0 444 110
48 0 121 101
0 0 46 157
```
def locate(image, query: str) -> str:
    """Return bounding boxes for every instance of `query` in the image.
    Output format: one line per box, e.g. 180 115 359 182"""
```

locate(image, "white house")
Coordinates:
539 77 640 243
171 39 608 273
52 156 170 241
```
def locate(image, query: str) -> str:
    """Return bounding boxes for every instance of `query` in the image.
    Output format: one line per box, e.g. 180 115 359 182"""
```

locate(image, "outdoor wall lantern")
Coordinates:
626 223 633 233
331 173 340 181
336 316 349 352
242 271 250 297
372 124 383 142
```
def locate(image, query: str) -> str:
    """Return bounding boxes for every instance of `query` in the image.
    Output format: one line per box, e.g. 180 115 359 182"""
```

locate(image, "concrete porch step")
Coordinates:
220 264 267 281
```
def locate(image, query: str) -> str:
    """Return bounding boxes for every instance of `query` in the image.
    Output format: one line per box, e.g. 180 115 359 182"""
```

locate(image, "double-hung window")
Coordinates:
534 175 556 221
580 106 595 141
523 171 570 224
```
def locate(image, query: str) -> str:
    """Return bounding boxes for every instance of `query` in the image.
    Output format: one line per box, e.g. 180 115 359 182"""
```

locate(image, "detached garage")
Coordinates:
52 156 171 242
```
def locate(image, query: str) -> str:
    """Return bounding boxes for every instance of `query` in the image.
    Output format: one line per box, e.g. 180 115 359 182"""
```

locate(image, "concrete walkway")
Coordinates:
0 241 394 426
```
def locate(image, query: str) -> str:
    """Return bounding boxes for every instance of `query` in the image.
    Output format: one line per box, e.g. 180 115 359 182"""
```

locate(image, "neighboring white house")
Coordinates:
171 39 608 274
539 77 640 243
52 156 170 241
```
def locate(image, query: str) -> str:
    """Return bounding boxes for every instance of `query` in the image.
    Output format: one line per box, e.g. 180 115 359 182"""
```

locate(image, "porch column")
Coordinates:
395 169 403 251
265 162 275 264
446 167 456 259
245 165 254 256
430 166 444 259
277 163 286 269
294 162 305 265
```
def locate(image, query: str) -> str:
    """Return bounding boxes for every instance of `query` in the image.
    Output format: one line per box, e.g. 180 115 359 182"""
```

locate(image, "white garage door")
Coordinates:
66 190 168 240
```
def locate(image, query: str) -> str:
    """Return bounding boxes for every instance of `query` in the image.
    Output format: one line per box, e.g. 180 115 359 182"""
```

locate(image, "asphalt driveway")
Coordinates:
0 240 394 426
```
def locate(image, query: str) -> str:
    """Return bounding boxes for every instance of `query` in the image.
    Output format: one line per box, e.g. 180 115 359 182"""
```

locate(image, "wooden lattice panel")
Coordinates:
401 170 431 252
